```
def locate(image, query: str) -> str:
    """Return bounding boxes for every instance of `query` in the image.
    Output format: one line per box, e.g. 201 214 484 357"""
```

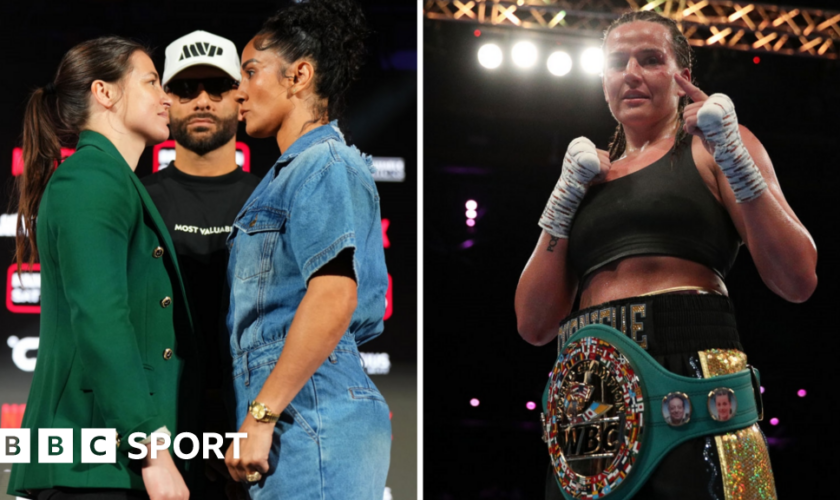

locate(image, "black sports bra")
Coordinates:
567 135 741 280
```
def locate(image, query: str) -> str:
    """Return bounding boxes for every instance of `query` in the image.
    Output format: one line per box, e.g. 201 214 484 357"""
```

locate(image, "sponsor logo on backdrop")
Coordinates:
7 264 40 313
371 157 405 182
1 404 26 429
12 147 75 176
7 336 39 372
360 352 391 375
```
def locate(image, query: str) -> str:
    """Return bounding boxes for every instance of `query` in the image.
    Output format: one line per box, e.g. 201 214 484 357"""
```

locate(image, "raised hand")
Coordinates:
538 137 604 238
674 73 767 203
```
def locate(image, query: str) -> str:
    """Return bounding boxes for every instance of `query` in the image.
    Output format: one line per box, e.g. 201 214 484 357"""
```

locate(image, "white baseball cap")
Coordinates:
162 30 240 86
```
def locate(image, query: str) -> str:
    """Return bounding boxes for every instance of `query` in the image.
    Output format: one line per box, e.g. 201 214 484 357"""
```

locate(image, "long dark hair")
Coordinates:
603 11 694 162
14 36 149 272
254 0 370 125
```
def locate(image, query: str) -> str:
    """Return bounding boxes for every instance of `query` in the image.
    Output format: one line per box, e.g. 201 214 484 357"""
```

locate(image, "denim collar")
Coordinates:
272 120 345 171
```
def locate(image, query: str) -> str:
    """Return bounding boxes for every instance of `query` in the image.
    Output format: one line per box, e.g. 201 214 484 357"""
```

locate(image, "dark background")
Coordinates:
0 0 417 497
423 2 838 498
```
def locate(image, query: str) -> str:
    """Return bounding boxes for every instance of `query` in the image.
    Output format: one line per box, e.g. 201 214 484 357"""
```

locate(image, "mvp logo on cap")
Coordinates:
163 30 241 86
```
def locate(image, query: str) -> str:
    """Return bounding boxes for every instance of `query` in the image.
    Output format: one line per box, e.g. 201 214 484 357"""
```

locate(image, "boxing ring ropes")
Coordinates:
424 0 840 59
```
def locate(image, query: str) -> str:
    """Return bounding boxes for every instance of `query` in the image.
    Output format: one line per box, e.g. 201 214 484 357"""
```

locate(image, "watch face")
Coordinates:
253 405 266 419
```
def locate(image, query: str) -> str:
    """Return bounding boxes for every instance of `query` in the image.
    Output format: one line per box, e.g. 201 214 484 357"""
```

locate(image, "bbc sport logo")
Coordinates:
0 430 248 463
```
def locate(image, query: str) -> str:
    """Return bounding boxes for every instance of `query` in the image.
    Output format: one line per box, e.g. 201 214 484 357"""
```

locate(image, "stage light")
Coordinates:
466 200 477 210
547 51 572 76
526 401 537 410
466 219 476 227
580 47 604 74
466 209 477 219
753 56 760 64
478 43 503 69
797 389 807 397
512 41 538 69
470 398 480 407
760 386 765 394
769 418 779 426
474 29 481 37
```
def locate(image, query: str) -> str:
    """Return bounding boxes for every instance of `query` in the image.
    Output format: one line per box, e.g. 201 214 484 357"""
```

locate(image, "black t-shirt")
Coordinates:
142 163 260 396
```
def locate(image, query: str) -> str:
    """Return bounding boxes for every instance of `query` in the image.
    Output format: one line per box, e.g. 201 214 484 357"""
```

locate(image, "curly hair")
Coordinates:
254 0 370 123
603 11 694 162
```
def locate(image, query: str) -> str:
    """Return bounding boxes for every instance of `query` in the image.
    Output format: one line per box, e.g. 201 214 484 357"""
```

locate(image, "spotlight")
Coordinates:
466 219 476 227
478 43 503 69
465 200 477 210
470 398 480 407
580 47 604 74
547 51 572 76
760 386 765 394
526 401 537 410
769 417 779 426
512 41 538 69
797 389 807 397
466 209 478 219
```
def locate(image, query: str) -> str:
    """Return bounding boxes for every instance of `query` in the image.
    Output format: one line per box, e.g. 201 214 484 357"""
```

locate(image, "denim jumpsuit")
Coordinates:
227 122 391 499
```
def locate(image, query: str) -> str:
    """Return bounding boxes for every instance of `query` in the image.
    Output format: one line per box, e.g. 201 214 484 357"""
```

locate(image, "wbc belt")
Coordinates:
541 324 763 500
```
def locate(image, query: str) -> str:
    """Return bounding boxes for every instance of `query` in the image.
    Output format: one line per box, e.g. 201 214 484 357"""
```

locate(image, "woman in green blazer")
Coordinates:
9 37 198 500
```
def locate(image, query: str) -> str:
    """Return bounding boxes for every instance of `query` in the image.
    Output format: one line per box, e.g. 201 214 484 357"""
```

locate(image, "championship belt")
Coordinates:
541 324 763 500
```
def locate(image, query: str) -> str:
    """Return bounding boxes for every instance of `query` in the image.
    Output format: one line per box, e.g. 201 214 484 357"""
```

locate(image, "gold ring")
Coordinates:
246 471 262 482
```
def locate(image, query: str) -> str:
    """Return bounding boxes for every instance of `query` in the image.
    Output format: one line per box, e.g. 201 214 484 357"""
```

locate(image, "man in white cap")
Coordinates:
142 30 258 500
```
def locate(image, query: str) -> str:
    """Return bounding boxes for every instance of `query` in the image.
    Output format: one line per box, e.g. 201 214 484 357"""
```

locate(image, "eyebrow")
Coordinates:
241 59 259 69
143 71 160 79
608 47 665 57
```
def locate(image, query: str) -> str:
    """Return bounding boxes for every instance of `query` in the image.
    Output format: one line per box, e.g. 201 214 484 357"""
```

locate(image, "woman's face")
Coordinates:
120 51 172 145
602 21 689 129
235 38 294 139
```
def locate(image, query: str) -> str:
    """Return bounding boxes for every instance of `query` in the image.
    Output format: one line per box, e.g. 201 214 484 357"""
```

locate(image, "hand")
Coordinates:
225 417 274 483
142 448 190 500
593 149 612 184
674 73 715 155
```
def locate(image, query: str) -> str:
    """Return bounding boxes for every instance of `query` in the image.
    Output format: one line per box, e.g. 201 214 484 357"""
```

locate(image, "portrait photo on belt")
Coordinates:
423 1 837 499
0 1 417 499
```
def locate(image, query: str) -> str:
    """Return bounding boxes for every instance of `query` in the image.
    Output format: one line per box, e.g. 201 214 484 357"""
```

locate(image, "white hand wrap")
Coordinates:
538 137 600 238
696 94 767 203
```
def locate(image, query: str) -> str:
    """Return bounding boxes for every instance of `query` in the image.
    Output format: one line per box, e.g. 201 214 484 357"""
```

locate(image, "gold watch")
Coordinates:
248 401 280 424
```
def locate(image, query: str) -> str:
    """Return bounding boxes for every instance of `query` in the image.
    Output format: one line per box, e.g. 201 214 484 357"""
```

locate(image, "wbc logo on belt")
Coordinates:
544 337 645 498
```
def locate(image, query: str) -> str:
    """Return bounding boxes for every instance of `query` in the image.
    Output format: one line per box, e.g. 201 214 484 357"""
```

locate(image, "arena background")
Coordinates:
423 0 839 498
0 1 416 498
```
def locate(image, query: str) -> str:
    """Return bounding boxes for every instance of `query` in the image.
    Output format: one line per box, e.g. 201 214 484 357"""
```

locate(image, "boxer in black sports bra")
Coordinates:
515 11 817 500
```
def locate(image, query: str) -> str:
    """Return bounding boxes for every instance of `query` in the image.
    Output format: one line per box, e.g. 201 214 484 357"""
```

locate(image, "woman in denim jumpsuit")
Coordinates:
223 1 391 499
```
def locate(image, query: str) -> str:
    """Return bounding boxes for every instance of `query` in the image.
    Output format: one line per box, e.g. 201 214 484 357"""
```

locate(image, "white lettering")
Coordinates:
202 433 224 459
360 352 391 375
127 433 147 459
173 432 200 460
225 432 247 460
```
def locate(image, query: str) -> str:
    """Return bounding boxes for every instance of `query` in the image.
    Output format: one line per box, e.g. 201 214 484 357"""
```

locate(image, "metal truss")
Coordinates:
424 0 840 59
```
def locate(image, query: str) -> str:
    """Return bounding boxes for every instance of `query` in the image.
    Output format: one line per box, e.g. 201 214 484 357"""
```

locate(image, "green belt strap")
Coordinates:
542 324 762 500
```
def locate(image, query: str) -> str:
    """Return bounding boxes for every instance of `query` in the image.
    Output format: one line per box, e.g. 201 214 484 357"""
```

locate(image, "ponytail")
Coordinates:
15 86 63 271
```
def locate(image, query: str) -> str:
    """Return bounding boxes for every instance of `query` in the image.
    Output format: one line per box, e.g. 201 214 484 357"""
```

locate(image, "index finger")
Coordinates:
674 73 708 102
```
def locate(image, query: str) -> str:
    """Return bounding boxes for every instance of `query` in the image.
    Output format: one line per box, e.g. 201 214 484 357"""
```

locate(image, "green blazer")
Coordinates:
8 131 201 497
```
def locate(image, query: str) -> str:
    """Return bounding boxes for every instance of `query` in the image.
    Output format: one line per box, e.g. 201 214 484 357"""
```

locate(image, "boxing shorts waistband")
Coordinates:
557 292 742 357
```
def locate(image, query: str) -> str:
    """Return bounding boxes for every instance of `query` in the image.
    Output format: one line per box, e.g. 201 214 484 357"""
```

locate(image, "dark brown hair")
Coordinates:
14 36 148 271
254 0 369 125
603 11 694 162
